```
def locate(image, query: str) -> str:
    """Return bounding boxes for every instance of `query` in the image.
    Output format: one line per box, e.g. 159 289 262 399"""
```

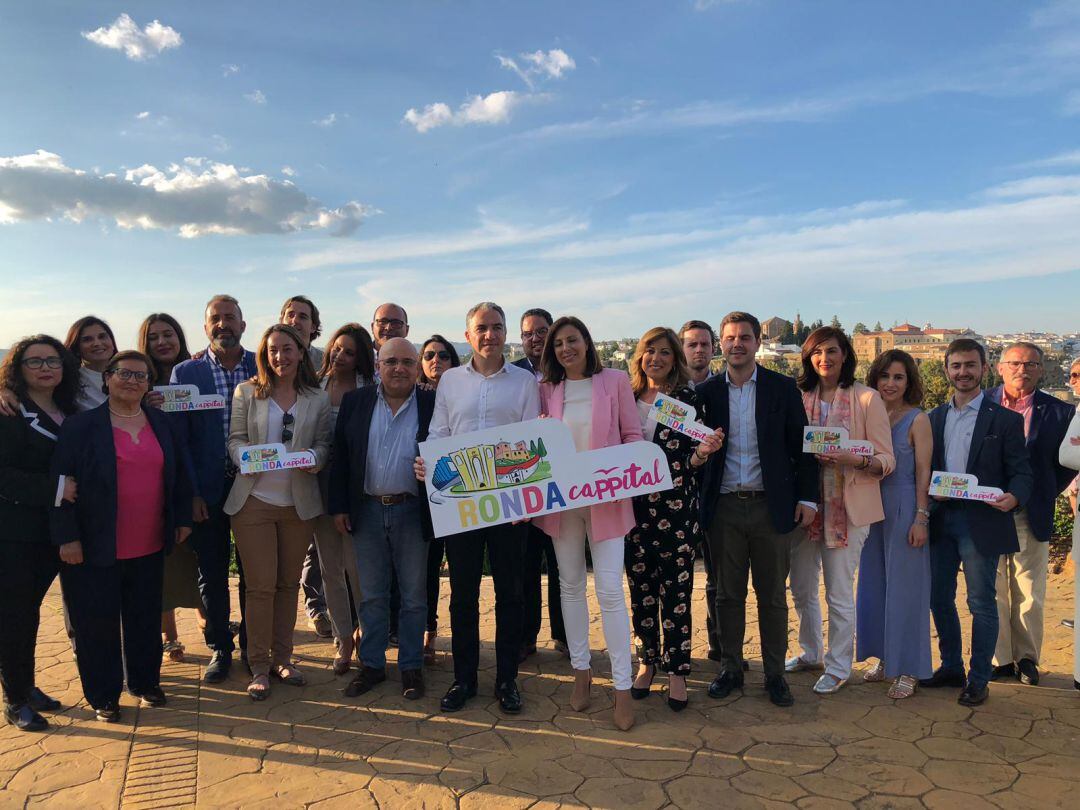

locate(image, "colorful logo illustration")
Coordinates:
805 429 843 444
432 437 551 498
241 446 281 464
655 398 688 421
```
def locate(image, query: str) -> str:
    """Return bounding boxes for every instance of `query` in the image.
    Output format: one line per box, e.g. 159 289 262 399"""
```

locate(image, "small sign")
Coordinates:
154 384 226 412
238 443 316 475
929 471 1004 503
648 393 716 443
802 426 875 457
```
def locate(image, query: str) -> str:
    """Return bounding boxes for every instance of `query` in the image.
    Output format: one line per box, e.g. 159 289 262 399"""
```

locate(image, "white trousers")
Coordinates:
553 508 634 690
789 522 870 681
994 511 1049 666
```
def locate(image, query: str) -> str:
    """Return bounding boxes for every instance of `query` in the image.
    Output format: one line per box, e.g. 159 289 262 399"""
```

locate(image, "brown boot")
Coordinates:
613 688 636 731
570 668 591 712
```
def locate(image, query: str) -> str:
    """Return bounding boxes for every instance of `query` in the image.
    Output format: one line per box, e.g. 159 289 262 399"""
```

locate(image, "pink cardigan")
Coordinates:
535 368 644 541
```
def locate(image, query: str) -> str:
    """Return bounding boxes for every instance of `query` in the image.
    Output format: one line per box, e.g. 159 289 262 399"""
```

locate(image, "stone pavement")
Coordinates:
2 564 1079 809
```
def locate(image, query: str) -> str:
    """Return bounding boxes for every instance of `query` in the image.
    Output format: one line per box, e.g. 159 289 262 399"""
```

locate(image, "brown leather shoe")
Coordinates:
401 669 425 700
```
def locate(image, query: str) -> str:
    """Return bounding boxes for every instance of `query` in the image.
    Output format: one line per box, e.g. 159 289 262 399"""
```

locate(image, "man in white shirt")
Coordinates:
417 302 541 714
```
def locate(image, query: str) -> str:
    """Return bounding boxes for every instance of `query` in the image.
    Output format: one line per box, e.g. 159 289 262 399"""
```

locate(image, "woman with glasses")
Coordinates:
225 325 332 699
314 324 376 674
0 336 80 731
417 335 460 662
51 351 192 722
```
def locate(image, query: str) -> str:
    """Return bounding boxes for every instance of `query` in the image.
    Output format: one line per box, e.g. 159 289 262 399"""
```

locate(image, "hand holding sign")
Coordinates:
154 384 226 413
928 471 1005 503
238 443 316 475
803 426 874 459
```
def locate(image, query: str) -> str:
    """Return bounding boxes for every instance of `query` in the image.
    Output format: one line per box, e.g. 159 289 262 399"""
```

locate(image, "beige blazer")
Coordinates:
224 382 332 520
838 382 895 527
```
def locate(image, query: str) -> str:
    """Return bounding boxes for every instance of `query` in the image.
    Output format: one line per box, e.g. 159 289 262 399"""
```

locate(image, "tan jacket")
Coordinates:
224 382 332 520
836 382 895 527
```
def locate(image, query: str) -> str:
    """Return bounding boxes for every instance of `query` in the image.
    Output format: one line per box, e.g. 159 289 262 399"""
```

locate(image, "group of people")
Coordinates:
0 295 1077 735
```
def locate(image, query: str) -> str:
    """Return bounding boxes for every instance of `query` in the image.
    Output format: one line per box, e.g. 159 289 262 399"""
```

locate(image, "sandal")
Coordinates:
272 664 307 686
247 674 270 701
162 640 185 663
863 661 886 683
887 675 918 700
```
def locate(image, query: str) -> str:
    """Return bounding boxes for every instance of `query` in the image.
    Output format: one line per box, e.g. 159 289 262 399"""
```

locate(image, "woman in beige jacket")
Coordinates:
788 327 895 694
225 324 332 699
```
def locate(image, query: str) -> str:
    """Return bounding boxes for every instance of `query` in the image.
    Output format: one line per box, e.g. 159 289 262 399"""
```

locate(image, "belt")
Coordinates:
721 490 766 500
366 493 415 505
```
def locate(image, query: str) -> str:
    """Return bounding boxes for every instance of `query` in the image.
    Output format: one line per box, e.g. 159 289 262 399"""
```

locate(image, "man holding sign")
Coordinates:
921 339 1032 706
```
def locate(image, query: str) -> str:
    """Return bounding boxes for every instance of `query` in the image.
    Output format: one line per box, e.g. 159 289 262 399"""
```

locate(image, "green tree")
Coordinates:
536 437 548 458
873 321 883 332
919 360 952 410
830 315 842 330
852 322 869 334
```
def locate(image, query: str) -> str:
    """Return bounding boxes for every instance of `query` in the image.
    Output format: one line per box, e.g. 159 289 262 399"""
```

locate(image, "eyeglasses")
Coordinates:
379 358 418 369
423 350 451 362
22 356 63 370
1070 372 1080 380
281 412 294 443
374 318 406 330
108 368 149 382
1002 361 1041 371
521 328 549 340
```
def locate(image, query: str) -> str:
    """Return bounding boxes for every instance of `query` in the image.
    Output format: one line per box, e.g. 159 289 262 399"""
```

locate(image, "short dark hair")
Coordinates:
137 313 191 383
679 319 716 345
205 294 242 320
719 311 761 341
798 326 857 391
944 338 986 366
419 335 461 386
0 334 80 416
317 323 376 384
280 295 322 341
520 308 553 329
866 349 924 406
103 350 156 393
540 316 604 384
64 316 116 363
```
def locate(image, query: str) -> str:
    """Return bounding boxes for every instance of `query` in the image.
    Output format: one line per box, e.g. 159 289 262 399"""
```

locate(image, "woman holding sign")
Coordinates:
789 327 894 695
535 316 642 730
225 324 332 700
626 327 722 711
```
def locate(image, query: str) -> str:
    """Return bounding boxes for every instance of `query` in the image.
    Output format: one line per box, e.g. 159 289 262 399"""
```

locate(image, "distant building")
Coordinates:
853 323 983 364
761 316 792 340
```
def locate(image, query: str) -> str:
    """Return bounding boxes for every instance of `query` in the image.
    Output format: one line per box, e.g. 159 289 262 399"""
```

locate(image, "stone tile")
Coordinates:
665 776 741 809
1015 752 1080 776
368 775 458 809
855 706 932 742
969 712 1031 739
923 789 998 810
1023 718 1080 754
797 799 856 810
743 742 837 776
575 776 668 810
487 756 584 796
836 737 926 768
6 751 103 796
686 749 747 779
855 797 924 810
459 784 535 809
992 774 1078 808
731 769 808 803
922 760 1018 794
916 736 1004 764
794 773 870 802
367 738 451 776
823 757 932 797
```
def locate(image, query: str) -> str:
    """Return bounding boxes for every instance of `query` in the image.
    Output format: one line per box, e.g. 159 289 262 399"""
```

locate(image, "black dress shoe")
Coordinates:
96 702 121 723
765 675 795 707
440 681 477 712
958 681 989 707
135 687 167 707
707 670 744 700
1017 658 1040 686
4 703 48 732
919 667 966 688
990 663 1016 681
667 695 688 712
204 651 232 684
495 680 523 714
630 665 656 700
28 687 61 712
401 669 425 700
344 666 386 697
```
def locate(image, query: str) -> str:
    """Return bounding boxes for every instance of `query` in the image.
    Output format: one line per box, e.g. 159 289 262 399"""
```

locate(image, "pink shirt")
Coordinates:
114 425 165 560
1001 389 1035 438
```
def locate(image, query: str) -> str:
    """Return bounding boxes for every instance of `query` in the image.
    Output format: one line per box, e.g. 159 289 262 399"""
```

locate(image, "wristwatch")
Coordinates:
917 507 931 518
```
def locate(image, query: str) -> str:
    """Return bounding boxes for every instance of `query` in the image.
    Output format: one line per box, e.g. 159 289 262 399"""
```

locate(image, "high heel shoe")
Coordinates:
630 664 655 700
613 688 636 731
570 668 592 712
667 674 688 712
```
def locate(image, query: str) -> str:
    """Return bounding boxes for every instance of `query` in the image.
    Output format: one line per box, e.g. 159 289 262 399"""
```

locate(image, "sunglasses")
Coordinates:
281 412 295 443
423 350 451 362
1071 372 1080 380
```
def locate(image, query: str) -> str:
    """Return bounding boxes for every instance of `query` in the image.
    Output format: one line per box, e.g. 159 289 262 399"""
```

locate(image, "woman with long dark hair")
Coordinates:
64 316 118 411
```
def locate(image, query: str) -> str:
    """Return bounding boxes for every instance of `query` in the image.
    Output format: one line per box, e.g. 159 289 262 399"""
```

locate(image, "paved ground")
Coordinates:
2 562 1079 809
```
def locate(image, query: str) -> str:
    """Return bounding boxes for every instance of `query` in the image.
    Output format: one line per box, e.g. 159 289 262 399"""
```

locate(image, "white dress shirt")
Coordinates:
944 391 984 474
720 367 763 492
429 358 541 438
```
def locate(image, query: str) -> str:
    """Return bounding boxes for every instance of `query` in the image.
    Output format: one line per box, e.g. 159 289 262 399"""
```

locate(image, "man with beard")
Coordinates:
171 294 257 682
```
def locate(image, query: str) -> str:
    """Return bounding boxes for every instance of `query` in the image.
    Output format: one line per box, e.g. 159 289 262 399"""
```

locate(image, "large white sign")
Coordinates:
419 418 672 538
237 443 316 475
928 471 1004 503
648 393 716 443
802 426 874 457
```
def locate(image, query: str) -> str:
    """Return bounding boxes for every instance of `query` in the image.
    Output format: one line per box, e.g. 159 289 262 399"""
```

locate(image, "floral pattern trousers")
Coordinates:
625 529 695 675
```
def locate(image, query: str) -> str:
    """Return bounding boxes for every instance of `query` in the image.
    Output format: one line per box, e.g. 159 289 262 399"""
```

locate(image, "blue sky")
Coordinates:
2 1 1080 348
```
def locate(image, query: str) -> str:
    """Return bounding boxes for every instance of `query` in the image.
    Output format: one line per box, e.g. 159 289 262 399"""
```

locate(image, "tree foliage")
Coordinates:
919 360 952 410
852 322 869 334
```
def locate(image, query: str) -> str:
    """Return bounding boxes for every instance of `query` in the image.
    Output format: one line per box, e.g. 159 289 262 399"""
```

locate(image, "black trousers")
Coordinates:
0 542 59 706
445 523 526 685
187 494 235 654
522 525 566 645
696 539 721 656
60 551 164 709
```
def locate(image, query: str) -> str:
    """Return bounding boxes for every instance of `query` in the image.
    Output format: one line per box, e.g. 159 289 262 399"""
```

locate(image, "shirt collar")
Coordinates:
465 357 508 377
1001 388 1035 409
205 345 248 370
377 383 416 412
725 365 758 386
950 390 984 414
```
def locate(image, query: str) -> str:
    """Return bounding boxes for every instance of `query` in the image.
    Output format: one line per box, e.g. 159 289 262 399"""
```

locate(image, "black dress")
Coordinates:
624 385 704 675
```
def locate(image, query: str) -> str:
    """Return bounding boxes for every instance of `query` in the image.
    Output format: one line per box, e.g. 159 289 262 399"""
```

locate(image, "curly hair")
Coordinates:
0 335 81 415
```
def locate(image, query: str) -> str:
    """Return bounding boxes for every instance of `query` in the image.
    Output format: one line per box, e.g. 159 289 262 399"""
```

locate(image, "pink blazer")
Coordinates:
535 368 644 541
826 383 895 528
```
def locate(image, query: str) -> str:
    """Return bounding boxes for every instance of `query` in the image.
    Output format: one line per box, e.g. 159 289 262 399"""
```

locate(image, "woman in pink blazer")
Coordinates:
535 316 643 731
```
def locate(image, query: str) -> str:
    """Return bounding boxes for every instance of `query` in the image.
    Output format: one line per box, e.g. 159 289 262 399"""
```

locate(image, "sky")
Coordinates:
2 0 1080 349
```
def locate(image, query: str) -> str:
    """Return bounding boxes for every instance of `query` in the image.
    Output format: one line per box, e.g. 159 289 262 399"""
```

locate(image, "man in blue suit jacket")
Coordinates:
987 342 1074 686
921 339 1033 706
170 294 256 683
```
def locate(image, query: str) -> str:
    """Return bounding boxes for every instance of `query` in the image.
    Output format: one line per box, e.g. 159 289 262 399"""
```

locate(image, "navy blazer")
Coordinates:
696 365 819 534
987 386 1074 542
928 395 1034 557
170 350 256 504
328 385 435 539
0 402 64 544
50 403 193 567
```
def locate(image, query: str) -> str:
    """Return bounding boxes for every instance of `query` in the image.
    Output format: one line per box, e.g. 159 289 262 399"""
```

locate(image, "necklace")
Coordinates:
109 405 142 418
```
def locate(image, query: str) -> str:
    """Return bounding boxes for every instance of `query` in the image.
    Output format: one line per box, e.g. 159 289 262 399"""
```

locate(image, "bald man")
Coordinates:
329 338 436 700
371 303 410 351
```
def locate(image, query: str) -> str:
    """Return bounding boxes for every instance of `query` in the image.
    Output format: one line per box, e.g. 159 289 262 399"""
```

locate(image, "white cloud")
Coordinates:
1018 148 1080 168
0 150 375 238
281 166 297 177
403 91 522 132
314 113 338 127
82 14 182 61
245 89 267 105
520 49 575 79
222 63 240 77
985 174 1080 198
135 111 150 120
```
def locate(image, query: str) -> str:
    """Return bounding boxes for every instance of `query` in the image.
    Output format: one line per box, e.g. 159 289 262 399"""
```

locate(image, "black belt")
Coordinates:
366 493 415 505
721 490 766 500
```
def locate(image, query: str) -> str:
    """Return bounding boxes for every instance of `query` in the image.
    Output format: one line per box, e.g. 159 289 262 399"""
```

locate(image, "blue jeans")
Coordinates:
929 508 1000 688
351 498 428 672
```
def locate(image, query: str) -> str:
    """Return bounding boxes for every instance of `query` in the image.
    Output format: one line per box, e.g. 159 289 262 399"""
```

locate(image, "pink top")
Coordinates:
1001 389 1035 438
114 425 165 560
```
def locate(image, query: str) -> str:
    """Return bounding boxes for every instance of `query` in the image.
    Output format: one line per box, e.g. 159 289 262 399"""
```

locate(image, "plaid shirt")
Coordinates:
205 345 257 442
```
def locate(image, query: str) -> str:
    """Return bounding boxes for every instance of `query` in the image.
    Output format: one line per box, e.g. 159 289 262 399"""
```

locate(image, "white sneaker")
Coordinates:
784 656 825 673
812 673 847 694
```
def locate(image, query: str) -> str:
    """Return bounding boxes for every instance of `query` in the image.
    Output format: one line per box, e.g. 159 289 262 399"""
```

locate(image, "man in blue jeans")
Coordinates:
922 338 1033 706
328 338 434 700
